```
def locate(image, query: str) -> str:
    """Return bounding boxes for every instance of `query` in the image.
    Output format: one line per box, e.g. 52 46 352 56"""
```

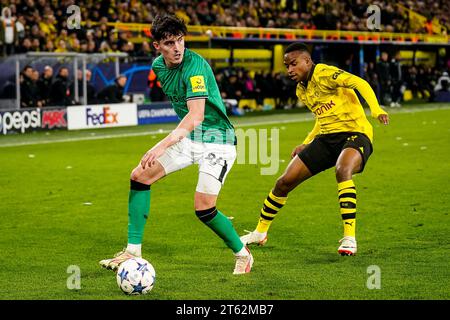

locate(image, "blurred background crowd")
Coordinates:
0 0 449 109
0 0 448 58
14 56 449 109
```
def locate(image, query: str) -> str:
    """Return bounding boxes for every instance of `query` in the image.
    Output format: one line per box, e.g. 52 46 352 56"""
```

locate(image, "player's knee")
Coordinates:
130 167 141 181
274 177 292 196
194 194 217 211
335 165 352 181
130 166 150 184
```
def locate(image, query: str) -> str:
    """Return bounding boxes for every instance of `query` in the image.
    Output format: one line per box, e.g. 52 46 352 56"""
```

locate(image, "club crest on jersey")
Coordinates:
313 100 335 116
190 75 206 93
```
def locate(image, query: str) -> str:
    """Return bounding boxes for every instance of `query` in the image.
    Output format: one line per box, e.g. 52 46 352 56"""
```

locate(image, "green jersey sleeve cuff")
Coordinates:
186 95 208 101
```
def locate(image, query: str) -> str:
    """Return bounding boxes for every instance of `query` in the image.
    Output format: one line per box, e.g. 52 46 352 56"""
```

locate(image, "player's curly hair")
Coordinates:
151 14 187 42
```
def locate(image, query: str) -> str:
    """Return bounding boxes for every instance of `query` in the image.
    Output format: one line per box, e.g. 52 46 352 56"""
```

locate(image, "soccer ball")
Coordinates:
116 257 156 295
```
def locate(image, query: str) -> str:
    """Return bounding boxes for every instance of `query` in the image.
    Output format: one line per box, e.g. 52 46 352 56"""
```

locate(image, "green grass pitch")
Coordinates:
0 104 449 300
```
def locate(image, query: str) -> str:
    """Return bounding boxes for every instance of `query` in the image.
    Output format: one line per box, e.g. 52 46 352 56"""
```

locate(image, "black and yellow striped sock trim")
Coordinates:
256 190 287 233
338 180 356 237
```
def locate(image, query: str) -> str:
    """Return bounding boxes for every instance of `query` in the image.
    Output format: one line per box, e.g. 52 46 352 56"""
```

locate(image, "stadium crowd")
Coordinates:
215 68 297 109
0 0 449 57
0 0 449 107
15 56 449 109
365 51 450 106
9 62 299 109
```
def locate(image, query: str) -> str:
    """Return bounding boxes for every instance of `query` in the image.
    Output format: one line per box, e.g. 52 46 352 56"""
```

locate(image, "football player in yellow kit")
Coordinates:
241 42 389 256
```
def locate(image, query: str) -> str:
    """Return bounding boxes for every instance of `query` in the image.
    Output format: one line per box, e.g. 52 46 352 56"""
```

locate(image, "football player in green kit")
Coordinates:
100 14 253 275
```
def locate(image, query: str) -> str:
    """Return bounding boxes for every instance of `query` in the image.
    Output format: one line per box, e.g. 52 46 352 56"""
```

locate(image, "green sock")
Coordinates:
127 180 151 244
196 207 244 253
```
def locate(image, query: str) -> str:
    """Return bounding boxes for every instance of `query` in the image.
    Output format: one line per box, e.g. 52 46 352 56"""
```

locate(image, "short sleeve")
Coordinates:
184 59 210 100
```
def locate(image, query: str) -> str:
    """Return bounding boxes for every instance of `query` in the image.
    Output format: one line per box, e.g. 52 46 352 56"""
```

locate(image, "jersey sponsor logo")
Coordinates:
332 69 345 80
313 100 335 116
190 75 206 93
86 106 118 126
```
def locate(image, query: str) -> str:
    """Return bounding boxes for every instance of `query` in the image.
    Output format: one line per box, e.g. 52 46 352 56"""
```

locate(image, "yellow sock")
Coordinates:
338 180 356 238
256 190 287 233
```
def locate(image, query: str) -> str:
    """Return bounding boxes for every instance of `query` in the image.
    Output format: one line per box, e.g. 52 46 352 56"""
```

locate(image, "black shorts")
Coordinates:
298 132 373 175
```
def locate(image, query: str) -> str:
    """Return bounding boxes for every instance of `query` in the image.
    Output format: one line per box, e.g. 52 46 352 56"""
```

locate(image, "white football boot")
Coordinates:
240 230 268 246
338 236 357 256
99 248 140 272
233 247 254 275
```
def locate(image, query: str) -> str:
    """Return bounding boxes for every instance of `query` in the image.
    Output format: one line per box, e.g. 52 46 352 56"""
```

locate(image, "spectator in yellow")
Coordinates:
55 39 68 53
39 15 57 39
68 33 80 51
175 10 190 24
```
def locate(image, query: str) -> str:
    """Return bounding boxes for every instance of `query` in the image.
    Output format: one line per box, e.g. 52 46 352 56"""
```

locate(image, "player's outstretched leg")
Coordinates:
335 148 363 256
100 163 165 271
240 190 286 246
196 206 253 275
194 190 253 275
336 179 358 256
241 156 312 246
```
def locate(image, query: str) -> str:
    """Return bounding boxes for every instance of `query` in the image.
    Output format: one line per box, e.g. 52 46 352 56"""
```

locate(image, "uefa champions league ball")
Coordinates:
116 257 156 295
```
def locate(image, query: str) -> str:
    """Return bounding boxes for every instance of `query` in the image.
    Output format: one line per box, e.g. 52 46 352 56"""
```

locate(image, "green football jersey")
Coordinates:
152 48 235 145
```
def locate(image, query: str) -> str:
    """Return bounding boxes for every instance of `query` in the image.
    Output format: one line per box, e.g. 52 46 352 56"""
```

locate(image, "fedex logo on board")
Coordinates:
86 106 118 126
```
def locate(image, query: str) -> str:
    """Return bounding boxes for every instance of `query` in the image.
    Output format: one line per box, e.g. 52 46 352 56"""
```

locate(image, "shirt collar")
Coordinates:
300 63 316 88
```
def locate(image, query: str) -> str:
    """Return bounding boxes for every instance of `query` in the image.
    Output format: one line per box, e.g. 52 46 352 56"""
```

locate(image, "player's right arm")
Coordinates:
141 55 210 169
321 66 389 125
291 118 320 158
140 98 205 169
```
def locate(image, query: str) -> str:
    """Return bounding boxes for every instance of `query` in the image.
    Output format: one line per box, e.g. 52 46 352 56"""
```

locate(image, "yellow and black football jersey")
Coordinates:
297 63 388 144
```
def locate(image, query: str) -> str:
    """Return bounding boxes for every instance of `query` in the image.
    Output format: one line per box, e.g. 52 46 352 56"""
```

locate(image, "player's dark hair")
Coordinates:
284 42 310 55
151 14 187 42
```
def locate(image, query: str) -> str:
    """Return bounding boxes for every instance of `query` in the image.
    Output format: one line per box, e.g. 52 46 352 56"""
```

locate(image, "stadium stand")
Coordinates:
0 0 449 108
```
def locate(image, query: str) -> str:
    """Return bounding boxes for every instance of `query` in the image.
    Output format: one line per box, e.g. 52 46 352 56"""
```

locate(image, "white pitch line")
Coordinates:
0 105 449 148
0 130 172 147
0 117 313 148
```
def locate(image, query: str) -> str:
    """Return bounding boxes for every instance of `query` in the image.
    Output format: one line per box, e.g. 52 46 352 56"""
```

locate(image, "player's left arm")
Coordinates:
330 70 389 125
140 99 205 169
